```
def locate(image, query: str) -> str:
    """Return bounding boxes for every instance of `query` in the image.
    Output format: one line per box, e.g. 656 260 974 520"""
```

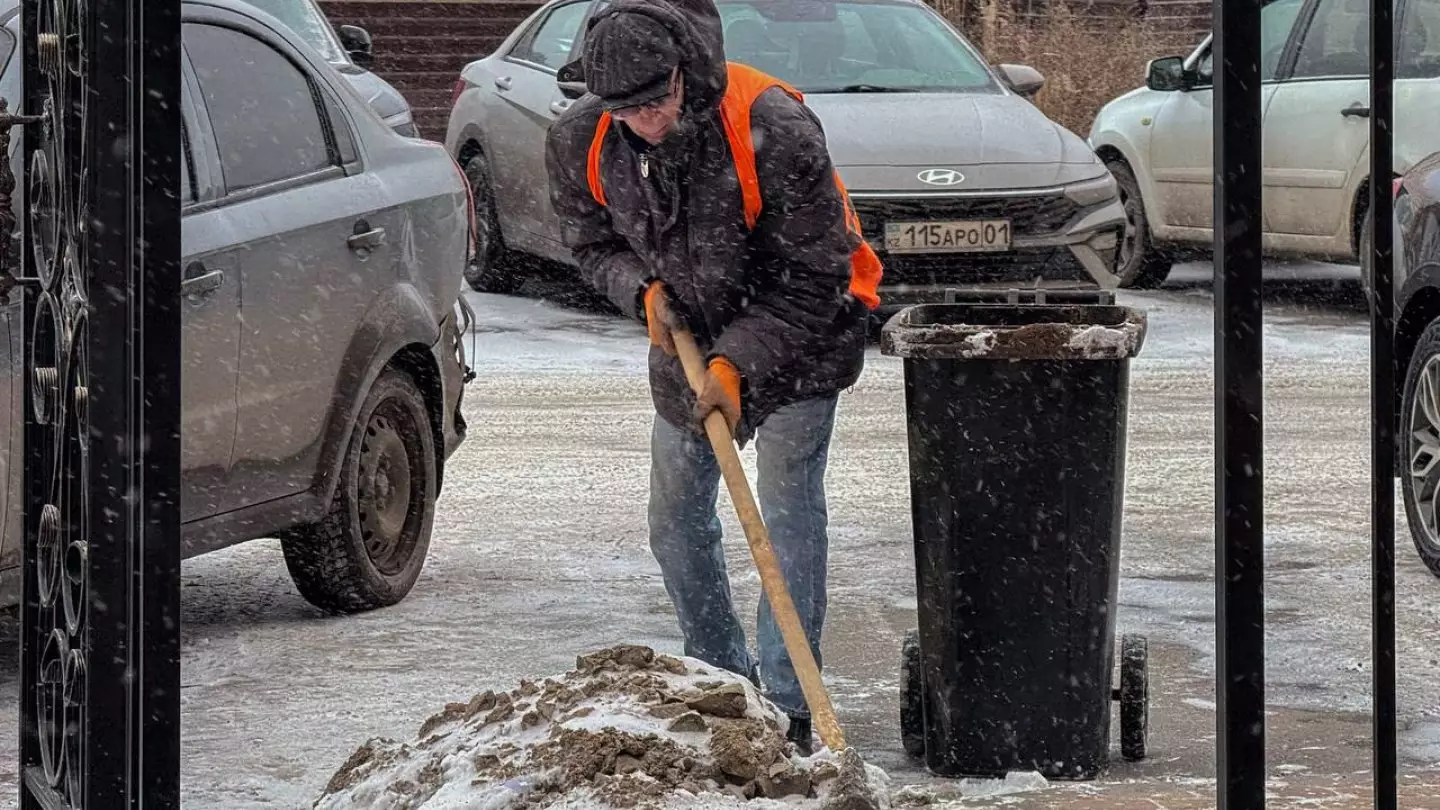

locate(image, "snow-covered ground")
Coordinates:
0 261 1437 807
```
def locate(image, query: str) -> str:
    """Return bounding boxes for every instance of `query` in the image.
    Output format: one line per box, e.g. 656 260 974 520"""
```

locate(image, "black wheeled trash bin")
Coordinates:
880 298 1150 781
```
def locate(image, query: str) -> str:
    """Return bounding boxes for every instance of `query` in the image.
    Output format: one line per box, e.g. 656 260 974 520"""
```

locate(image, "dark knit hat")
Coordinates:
582 11 681 111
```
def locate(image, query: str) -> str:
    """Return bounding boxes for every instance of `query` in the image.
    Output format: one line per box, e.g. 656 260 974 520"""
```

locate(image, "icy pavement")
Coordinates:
0 264 1437 807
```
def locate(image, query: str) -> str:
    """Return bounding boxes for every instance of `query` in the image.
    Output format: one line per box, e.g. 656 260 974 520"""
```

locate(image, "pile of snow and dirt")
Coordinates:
315 644 891 810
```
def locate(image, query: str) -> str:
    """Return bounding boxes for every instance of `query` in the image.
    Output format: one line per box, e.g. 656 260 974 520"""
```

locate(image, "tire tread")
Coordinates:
281 368 437 613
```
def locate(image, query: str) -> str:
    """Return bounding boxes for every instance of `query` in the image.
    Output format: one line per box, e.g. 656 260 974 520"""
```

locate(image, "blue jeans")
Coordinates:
648 395 837 718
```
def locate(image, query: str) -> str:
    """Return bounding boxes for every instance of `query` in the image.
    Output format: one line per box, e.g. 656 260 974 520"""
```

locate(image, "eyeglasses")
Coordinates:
611 70 680 120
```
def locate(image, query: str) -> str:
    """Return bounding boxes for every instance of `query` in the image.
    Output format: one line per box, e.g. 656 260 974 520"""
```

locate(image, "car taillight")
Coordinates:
448 155 477 261
452 77 468 108
1394 177 1404 198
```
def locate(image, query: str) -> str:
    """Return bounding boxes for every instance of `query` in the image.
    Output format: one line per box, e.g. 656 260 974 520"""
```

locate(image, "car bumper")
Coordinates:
852 192 1127 305
433 299 474 461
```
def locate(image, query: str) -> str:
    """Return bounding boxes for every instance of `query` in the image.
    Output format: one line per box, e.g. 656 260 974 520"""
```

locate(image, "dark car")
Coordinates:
1393 153 1440 578
0 0 474 611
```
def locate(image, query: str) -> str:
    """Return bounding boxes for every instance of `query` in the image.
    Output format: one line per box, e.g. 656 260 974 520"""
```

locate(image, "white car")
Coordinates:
1089 0 1440 288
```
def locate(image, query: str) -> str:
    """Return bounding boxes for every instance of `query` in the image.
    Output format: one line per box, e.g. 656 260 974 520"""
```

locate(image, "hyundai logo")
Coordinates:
917 168 966 187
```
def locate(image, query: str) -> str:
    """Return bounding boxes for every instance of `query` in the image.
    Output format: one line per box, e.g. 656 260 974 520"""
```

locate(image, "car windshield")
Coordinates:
717 0 996 93
243 0 347 63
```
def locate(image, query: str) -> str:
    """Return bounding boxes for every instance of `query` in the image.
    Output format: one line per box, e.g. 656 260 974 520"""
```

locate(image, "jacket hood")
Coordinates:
583 0 728 116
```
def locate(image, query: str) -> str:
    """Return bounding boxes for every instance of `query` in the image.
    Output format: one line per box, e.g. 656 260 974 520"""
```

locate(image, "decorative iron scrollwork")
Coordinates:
21 0 89 804
21 1 181 806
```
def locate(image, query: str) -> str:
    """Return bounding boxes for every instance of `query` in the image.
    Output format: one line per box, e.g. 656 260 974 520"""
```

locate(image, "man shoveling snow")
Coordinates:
543 0 882 756
314 645 889 809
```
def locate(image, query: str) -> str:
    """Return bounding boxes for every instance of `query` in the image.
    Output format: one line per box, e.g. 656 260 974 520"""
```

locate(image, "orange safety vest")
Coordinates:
586 62 883 310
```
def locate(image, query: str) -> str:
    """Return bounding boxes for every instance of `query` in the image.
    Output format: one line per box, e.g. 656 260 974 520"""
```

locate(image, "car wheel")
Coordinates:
1401 319 1440 579
281 368 438 612
899 628 926 758
1119 634 1149 762
463 152 522 294
1107 158 1174 289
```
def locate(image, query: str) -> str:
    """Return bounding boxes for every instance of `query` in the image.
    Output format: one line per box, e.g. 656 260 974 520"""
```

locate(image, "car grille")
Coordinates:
850 193 1080 245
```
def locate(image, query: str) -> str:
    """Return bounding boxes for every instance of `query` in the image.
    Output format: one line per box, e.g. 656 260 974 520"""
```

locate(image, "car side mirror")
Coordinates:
1145 56 1190 92
557 60 587 100
338 24 374 70
996 63 1044 97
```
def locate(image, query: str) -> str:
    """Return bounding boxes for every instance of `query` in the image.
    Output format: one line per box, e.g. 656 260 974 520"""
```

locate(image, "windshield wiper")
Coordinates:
807 84 920 94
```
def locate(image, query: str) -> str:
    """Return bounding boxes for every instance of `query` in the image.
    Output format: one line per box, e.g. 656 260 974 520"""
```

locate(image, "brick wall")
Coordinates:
320 0 545 139
322 0 1213 140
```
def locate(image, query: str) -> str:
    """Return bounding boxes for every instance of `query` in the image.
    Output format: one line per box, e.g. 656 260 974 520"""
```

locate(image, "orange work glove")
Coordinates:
694 356 742 434
644 281 678 356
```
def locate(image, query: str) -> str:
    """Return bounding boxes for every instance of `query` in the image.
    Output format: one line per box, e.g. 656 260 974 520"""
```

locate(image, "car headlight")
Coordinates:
1064 173 1119 207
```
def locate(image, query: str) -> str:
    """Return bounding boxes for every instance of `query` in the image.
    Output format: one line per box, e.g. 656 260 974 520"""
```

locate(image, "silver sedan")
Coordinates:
445 0 1127 304
0 0 473 611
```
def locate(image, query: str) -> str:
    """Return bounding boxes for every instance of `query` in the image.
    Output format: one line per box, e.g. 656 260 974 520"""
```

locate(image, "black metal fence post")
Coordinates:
1369 0 1397 803
18 1 182 807
1212 0 1266 806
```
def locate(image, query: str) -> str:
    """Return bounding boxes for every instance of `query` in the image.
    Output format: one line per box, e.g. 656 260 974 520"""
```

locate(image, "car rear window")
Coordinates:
186 23 334 193
718 0 996 93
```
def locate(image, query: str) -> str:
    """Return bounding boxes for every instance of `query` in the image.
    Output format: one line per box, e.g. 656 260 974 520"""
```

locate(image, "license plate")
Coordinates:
884 220 1012 254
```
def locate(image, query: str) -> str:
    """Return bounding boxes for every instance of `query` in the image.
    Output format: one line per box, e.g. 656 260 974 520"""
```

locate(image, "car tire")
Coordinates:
900 628 926 758
1119 634 1149 762
281 368 438 612
1400 319 1440 579
1107 158 1174 289
463 152 522 295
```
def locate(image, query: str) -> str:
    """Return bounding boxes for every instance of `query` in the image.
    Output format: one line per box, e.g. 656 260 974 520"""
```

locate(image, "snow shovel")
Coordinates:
671 326 877 809
671 328 845 745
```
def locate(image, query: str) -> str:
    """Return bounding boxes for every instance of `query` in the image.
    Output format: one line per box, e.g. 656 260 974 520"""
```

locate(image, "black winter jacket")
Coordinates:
544 0 868 442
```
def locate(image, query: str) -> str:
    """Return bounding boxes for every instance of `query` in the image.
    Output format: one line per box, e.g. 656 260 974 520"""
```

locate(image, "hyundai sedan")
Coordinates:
445 0 1127 306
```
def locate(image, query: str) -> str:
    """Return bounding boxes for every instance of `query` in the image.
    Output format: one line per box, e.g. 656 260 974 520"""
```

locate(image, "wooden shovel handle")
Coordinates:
670 327 847 752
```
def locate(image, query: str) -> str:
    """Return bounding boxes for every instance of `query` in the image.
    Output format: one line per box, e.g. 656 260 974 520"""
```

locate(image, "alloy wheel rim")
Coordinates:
1409 353 1440 552
1117 184 1142 277
474 203 494 261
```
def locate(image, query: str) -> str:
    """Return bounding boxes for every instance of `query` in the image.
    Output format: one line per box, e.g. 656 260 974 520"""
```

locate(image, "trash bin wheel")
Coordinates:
900 628 925 758
1119 634 1148 762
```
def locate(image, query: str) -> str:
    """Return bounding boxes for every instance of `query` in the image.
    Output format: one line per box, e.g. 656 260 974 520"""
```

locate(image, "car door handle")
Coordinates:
1342 105 1371 118
181 264 224 297
494 76 513 91
347 225 387 252
549 99 572 116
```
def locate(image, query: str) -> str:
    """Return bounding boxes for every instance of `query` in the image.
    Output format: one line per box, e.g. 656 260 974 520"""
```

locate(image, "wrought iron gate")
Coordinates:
15 1 182 807
1212 0 1397 806
0 0 1402 807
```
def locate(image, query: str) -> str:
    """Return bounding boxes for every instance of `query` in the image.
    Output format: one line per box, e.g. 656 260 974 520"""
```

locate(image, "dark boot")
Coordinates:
786 715 814 756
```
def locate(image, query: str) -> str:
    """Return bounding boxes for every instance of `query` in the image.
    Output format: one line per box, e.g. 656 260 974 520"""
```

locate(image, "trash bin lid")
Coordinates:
879 303 1147 361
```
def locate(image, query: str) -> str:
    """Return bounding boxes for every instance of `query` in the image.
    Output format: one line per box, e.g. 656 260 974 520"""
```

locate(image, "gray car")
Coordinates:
242 0 420 137
444 0 1127 305
0 0 473 611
